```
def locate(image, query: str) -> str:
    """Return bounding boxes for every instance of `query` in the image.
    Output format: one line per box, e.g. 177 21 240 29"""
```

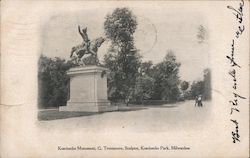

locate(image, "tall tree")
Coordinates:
151 51 181 102
38 55 76 108
197 25 207 44
189 68 211 100
190 80 204 99
139 61 154 77
104 8 141 103
104 8 137 46
203 68 211 100
134 75 155 104
180 81 189 91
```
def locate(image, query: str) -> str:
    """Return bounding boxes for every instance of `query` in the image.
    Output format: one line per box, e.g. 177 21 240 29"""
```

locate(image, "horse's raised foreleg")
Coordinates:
70 52 77 64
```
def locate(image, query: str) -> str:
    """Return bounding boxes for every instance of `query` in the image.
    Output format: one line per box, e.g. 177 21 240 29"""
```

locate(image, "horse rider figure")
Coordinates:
70 25 105 66
78 26 91 55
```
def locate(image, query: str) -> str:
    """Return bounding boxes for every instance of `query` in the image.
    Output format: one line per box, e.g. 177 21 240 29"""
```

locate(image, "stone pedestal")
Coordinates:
59 66 117 112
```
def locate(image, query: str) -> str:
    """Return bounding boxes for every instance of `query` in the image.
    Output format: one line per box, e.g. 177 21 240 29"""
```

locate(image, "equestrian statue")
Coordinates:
70 25 105 66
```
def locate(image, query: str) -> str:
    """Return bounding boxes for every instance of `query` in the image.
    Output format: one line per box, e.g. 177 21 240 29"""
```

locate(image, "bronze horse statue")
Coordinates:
70 26 105 66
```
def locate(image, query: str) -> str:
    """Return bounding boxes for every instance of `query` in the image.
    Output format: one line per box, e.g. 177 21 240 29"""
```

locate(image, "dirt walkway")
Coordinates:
37 100 212 132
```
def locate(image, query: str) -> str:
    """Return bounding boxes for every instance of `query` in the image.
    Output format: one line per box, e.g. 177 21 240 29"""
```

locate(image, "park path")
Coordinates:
38 100 212 133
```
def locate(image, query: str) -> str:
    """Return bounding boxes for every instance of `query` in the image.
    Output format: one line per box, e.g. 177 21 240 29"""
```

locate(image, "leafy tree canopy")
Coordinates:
151 51 181 101
180 81 189 91
38 55 76 108
104 8 141 102
104 8 137 46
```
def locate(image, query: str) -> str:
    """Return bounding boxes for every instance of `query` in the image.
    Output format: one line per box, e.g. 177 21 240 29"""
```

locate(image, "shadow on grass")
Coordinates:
38 103 180 121
38 110 98 121
38 107 147 121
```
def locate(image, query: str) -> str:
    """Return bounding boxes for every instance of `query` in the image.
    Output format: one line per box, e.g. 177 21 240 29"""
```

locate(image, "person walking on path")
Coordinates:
195 95 203 107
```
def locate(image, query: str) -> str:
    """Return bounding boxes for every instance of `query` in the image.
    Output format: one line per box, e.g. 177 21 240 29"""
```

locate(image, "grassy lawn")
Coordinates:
38 106 147 121
38 110 98 121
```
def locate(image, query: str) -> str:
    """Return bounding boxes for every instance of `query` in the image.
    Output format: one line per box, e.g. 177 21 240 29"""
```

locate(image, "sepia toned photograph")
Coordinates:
38 6 212 131
1 1 249 157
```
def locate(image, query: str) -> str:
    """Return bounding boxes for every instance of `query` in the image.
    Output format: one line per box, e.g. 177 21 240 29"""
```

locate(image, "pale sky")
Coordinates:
42 5 210 82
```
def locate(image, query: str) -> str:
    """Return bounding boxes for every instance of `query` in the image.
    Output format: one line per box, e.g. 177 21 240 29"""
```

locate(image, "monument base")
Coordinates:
59 66 117 112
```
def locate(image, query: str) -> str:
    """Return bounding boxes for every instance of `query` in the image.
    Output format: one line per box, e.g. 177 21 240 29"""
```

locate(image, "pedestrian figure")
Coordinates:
197 95 203 107
195 96 198 107
195 95 203 107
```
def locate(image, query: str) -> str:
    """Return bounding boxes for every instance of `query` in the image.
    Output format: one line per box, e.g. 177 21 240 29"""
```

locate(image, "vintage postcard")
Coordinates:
1 0 249 157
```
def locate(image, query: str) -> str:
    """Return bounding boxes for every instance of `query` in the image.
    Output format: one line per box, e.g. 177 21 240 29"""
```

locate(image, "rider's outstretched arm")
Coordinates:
78 25 83 37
